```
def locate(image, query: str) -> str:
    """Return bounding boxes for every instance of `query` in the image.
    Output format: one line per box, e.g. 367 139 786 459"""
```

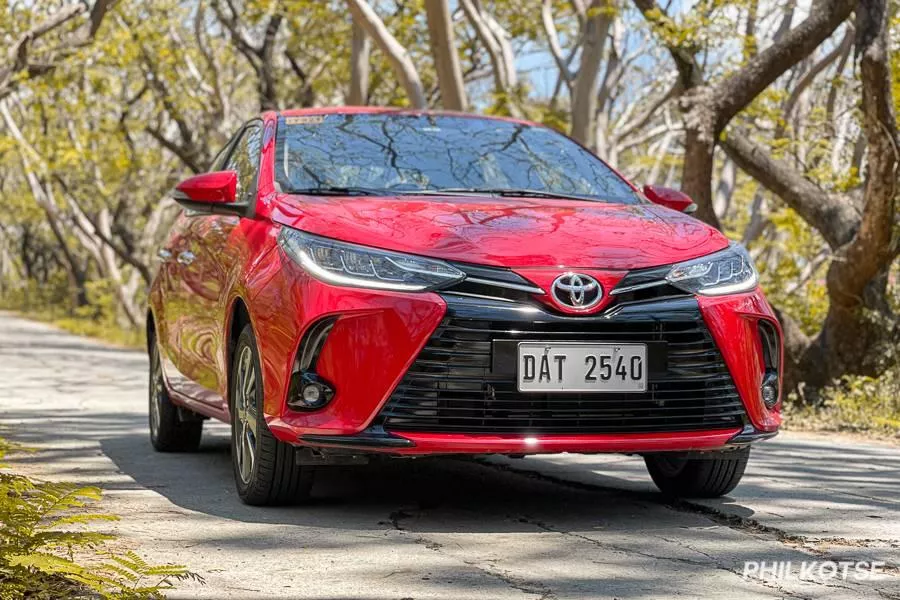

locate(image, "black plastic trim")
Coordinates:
174 196 250 217
450 262 540 287
439 292 703 321
727 423 779 445
376 294 746 435
299 426 414 448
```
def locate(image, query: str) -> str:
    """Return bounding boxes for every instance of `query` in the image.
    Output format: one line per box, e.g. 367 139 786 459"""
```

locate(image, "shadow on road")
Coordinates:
4 401 900 537
3 403 689 532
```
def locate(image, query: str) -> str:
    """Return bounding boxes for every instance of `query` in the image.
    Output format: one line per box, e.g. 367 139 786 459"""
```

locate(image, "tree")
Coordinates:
633 0 857 228
460 0 520 115
348 20 371 104
570 0 614 147
347 0 427 108
0 1 116 101
719 0 898 394
424 0 467 111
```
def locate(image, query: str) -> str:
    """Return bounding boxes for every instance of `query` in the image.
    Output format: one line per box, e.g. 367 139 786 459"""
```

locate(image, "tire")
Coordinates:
230 324 314 506
644 448 750 498
149 339 203 452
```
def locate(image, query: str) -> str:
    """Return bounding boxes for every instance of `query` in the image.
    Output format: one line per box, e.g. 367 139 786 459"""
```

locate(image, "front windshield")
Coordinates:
275 113 639 203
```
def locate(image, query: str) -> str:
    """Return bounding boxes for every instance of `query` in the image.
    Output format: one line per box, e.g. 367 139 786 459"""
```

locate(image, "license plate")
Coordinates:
517 342 647 393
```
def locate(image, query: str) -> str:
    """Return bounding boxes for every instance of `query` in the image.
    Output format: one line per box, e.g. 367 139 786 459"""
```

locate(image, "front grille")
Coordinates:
376 295 746 435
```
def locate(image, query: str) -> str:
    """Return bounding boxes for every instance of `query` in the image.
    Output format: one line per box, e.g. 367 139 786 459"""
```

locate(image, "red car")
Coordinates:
148 108 782 506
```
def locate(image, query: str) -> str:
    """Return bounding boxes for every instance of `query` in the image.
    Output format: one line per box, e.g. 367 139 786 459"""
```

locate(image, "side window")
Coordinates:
208 141 233 172
224 124 263 203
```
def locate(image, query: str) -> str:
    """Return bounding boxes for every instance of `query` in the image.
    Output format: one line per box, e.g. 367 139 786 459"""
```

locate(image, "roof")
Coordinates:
273 106 536 127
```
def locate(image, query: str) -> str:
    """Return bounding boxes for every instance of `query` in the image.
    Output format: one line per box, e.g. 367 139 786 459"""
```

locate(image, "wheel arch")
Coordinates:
146 309 156 353
226 296 253 408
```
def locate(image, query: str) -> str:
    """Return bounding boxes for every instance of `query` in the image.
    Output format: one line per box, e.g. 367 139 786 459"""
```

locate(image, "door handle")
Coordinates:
157 248 173 261
176 251 196 266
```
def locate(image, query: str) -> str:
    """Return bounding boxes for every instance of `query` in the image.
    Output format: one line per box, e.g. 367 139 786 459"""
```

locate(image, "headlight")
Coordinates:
278 228 465 291
665 243 758 296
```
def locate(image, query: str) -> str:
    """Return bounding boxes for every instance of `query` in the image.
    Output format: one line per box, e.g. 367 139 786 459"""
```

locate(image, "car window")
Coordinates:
274 114 638 203
224 123 262 203
208 138 235 172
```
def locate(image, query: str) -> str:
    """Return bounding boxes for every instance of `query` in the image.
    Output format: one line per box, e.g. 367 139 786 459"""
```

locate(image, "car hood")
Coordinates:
270 194 729 270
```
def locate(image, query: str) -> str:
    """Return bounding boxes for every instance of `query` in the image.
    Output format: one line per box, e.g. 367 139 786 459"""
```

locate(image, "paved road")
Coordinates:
1 312 898 599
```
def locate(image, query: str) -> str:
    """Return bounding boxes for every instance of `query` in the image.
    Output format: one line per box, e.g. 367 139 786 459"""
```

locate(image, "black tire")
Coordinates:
149 339 203 452
230 324 314 506
644 448 750 498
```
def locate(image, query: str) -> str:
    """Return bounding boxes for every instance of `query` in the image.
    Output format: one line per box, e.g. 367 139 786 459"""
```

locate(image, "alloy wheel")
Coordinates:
149 347 163 439
234 345 258 484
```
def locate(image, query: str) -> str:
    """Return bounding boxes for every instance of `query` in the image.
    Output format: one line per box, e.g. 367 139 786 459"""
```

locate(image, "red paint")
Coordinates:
175 170 238 204
699 291 783 431
149 108 782 460
643 185 696 213
296 429 743 456
254 254 447 435
270 196 728 270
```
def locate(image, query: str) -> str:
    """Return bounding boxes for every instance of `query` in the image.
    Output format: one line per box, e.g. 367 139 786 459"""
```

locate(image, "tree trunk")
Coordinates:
460 0 520 115
348 20 371 105
424 0 467 111
570 0 613 149
347 0 427 109
680 91 721 228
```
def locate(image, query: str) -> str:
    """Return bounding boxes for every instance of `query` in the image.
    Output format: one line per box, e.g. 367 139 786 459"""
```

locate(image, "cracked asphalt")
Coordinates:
1 311 899 599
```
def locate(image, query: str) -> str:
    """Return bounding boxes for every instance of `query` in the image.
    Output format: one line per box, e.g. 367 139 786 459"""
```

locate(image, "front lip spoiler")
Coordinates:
297 426 782 455
299 426 415 449
297 425 779 454
726 423 779 447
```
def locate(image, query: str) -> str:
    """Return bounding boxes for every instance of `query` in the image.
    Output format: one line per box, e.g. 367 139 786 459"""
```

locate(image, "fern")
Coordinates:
0 437 200 599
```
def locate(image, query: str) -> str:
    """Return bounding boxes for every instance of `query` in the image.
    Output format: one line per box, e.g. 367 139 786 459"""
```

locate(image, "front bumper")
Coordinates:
298 426 762 456
254 258 781 455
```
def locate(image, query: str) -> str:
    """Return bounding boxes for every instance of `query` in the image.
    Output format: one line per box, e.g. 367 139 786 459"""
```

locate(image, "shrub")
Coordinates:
786 369 900 439
0 438 198 599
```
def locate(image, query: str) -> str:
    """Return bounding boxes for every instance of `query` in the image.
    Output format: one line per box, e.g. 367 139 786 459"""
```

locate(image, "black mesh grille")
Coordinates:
377 296 745 435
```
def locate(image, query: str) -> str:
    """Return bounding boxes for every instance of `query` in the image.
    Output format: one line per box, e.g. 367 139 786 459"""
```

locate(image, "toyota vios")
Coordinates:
148 108 782 505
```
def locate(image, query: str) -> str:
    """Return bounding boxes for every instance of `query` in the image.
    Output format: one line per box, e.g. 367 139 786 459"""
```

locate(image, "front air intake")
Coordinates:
375 295 746 435
287 317 337 411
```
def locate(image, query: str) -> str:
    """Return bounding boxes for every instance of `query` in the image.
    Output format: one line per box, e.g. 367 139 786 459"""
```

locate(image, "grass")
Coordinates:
0 278 145 349
783 372 900 443
49 315 144 349
0 308 144 349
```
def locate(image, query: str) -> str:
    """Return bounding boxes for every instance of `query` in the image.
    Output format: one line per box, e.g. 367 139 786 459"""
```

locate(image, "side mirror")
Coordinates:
173 171 245 215
643 185 697 214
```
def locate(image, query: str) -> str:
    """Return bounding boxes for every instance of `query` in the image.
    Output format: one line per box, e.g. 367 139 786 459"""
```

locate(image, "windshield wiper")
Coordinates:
405 188 602 201
287 186 386 196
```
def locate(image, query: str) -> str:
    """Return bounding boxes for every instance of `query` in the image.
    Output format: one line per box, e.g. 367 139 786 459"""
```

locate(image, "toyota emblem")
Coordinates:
551 273 603 309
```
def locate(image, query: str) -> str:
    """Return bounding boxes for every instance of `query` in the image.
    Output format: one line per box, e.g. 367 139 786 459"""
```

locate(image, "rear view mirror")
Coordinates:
642 185 698 214
173 171 245 215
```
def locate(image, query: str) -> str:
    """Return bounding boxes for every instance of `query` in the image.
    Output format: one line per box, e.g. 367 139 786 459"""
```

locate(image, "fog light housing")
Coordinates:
288 372 334 410
761 371 779 409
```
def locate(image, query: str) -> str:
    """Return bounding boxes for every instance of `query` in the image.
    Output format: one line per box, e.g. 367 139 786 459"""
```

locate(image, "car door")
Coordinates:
177 122 263 408
154 213 194 393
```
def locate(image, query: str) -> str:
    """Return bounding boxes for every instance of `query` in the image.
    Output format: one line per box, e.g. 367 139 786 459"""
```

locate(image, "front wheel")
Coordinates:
644 448 750 498
230 324 314 506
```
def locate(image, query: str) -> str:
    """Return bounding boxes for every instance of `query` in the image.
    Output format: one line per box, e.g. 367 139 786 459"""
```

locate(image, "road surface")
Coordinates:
1 312 898 599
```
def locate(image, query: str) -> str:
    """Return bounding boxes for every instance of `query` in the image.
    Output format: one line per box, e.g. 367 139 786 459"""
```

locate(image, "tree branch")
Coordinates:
720 130 859 249
713 0 856 130
632 0 701 87
826 0 899 309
